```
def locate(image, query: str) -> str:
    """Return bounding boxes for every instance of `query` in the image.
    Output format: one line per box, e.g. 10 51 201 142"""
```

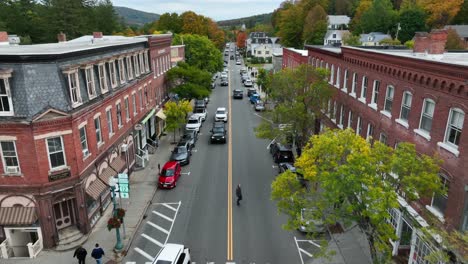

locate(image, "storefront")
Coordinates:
155 108 166 137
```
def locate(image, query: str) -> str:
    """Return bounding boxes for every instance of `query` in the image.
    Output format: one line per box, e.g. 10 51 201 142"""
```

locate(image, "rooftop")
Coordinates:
327 15 351 25
285 47 308 56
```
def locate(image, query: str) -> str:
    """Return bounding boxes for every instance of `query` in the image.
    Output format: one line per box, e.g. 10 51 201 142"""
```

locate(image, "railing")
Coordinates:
0 238 12 259
27 238 42 258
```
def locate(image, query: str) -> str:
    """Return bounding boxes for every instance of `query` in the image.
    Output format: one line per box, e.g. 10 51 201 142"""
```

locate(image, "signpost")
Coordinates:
117 173 129 198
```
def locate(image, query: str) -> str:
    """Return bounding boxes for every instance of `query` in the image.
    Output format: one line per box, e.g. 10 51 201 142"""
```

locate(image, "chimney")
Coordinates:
413 30 447 55
93 32 103 39
57 32 67 43
0 32 9 45
413 32 430 53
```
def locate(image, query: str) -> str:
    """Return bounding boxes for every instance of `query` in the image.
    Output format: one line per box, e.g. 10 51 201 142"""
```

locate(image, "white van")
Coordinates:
153 243 191 264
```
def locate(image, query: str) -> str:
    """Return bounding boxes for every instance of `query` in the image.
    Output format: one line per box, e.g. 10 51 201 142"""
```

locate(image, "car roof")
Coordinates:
216 107 226 111
234 89 242 92
162 161 178 170
188 115 200 120
155 243 184 261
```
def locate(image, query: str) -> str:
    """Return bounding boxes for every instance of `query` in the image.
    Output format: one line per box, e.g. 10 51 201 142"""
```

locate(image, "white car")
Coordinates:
152 243 191 264
192 107 207 121
215 107 228 122
244 79 253 87
220 71 228 79
236 60 241 65
186 115 202 132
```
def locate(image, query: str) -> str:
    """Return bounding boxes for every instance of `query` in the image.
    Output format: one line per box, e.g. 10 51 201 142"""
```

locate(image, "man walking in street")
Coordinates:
73 245 87 264
91 243 105 264
236 184 243 206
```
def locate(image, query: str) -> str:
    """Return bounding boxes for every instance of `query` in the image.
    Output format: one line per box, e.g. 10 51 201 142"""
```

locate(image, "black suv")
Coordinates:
233 89 243 99
210 122 227 143
278 162 309 189
269 141 294 163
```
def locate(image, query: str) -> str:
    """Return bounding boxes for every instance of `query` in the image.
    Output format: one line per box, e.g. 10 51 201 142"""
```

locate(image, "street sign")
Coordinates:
117 173 129 199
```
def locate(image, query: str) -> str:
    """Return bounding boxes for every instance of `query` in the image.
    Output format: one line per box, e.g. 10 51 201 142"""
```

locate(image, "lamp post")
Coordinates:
109 177 123 251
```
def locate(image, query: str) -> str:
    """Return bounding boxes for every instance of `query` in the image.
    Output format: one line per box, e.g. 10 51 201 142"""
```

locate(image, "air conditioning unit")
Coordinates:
6 166 19 174
82 149 89 157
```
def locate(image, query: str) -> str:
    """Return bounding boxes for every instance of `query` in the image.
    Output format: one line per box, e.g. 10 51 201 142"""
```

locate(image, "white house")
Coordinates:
359 32 392 46
323 15 351 46
246 32 281 58
323 30 350 46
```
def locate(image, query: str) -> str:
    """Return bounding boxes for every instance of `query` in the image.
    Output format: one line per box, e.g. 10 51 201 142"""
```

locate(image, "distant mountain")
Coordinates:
217 13 273 28
114 6 160 26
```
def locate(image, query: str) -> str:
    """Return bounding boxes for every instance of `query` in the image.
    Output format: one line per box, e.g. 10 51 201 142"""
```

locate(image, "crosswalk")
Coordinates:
126 262 240 264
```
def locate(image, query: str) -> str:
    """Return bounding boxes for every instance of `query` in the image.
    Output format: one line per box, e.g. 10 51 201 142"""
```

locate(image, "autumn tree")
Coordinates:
166 62 212 100
236 31 247 49
255 64 333 148
277 4 304 48
398 6 427 43
164 100 193 143
417 0 464 28
272 129 443 263
302 5 328 45
445 28 465 50
181 11 207 36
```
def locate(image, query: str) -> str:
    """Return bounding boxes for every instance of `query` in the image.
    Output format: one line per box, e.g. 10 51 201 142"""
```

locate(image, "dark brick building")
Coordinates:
0 32 178 257
284 30 467 262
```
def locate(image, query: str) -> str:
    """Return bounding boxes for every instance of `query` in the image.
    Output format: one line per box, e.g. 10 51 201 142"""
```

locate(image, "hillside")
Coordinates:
217 13 272 28
114 6 160 26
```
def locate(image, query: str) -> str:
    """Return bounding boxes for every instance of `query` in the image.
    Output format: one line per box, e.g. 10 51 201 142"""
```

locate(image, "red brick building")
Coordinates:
284 30 467 262
282 47 308 69
0 32 179 257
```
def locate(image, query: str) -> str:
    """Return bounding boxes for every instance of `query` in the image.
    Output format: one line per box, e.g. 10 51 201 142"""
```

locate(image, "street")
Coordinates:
123 49 305 264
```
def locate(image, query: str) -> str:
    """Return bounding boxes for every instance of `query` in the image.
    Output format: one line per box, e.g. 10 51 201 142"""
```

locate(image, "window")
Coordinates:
139 53 145 74
79 126 89 157
379 133 387 145
138 90 143 109
118 58 126 84
132 94 137 115
419 99 435 133
338 105 344 127
126 56 134 80
330 65 335 84
106 109 113 136
124 97 130 122
47 136 66 169
108 61 117 88
384 85 394 113
327 100 331 116
399 91 412 121
367 123 374 139
360 76 368 100
94 116 102 145
266 51 270 55
158 57 162 76
431 174 449 215
413 235 435 264
348 110 353 128
342 70 348 91
316 59 320 68
144 51 150 72
68 71 82 106
1 141 20 174
370 80 380 106
116 103 122 128
85 67 96 99
134 55 140 77
0 77 14 115
144 86 148 105
444 108 464 147
98 64 108 93
356 116 362 135
351 73 357 95
332 101 337 122
335 67 341 88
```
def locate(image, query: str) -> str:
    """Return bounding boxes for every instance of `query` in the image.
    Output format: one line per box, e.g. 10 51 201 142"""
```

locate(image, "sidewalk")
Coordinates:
6 133 174 264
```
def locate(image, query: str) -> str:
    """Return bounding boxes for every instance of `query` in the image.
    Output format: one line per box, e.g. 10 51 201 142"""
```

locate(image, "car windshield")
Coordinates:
194 108 204 113
161 169 174 177
216 110 225 115
187 119 198 124
173 147 187 154
182 133 193 139
213 127 224 133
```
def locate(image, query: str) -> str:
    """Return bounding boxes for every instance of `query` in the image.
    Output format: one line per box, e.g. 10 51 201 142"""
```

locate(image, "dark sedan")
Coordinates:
233 89 243 99
170 144 191 165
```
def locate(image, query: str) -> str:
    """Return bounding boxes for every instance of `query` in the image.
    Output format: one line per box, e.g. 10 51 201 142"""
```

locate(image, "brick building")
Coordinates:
0 32 179 257
282 47 308 69
283 30 467 263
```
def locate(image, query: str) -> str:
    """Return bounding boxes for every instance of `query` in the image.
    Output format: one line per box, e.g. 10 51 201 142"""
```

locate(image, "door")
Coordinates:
54 199 75 230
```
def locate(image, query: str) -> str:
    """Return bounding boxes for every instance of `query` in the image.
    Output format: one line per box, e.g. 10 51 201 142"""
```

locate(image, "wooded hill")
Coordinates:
114 6 160 27
217 13 273 28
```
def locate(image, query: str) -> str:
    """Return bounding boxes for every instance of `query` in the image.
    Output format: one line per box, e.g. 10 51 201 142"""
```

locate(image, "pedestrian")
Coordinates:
91 243 105 264
236 184 243 206
73 246 87 264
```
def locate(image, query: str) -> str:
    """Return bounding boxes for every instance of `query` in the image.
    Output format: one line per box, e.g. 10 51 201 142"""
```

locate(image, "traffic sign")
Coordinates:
117 173 129 198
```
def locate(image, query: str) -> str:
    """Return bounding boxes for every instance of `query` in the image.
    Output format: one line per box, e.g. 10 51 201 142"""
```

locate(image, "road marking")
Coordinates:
294 237 305 264
192 149 198 152
142 233 164 247
253 112 273 123
152 211 173 222
134 247 154 262
307 240 322 248
266 137 277 150
147 221 169 235
299 248 314 257
227 57 234 261
181 172 191 175
161 203 178 211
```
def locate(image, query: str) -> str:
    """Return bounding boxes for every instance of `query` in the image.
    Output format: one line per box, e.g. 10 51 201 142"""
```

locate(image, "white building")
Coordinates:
359 32 392 46
323 15 351 46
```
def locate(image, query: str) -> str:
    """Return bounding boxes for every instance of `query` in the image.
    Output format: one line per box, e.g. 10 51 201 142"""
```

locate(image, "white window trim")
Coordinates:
84 66 97 100
443 108 464 150
418 99 435 134
414 128 431 141
335 67 341 88
144 51 150 72
437 141 460 157
134 55 140 77
116 103 123 129
347 111 352 128
356 116 362 135
329 65 334 84
380 110 391 118
79 126 90 159
368 103 378 111
341 69 348 92
425 205 445 223
0 141 21 175
106 109 114 138
126 56 134 80
399 91 412 122
94 116 103 147
109 61 118 88
46 136 68 171
34 130 72 140
118 58 126 85
0 77 14 116
395 118 409 129
370 80 379 106
366 123 374 139
350 73 357 97
124 97 131 122
359 76 367 101
98 64 109 94
78 120 88 129
67 71 82 107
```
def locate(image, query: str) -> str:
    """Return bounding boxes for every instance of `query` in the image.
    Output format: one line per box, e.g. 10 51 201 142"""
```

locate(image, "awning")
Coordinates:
141 108 156 124
85 157 126 200
0 207 38 225
156 109 166 120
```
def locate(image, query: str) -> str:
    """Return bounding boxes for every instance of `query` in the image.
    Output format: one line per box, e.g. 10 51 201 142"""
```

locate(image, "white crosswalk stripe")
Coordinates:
162 203 177 211
142 233 164 247
152 210 174 222
134 247 154 262
147 220 170 234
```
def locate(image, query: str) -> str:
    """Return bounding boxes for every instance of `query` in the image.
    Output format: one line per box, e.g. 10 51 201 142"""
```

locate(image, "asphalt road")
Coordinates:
124 46 302 264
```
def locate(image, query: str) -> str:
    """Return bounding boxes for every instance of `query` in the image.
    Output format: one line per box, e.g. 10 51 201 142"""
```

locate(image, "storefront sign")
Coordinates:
49 169 71 182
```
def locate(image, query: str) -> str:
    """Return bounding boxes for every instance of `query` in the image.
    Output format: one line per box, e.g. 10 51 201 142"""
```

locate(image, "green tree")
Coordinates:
254 64 333 148
398 7 427 43
452 0 468 24
172 34 223 73
272 129 443 263
164 100 192 142
302 5 328 45
166 62 212 100
277 4 304 48
342 32 362 45
359 0 399 35
156 12 182 34
93 0 122 35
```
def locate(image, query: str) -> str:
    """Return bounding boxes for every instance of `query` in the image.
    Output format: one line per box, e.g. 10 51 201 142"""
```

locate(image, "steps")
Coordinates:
55 227 88 251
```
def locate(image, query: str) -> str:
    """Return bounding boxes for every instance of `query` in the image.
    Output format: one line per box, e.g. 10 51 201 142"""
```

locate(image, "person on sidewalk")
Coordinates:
91 243 105 264
73 246 87 264
236 184 243 206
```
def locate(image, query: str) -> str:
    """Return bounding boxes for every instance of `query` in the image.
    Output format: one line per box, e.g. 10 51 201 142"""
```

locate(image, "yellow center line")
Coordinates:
227 57 234 260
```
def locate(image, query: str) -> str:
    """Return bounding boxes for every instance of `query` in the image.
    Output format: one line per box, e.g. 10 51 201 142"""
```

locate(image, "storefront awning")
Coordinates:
86 180 108 201
156 109 166 120
85 157 126 200
141 108 156 124
0 207 38 225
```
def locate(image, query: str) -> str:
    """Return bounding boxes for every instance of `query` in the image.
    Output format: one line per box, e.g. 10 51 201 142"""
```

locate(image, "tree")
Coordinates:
164 100 192 143
166 62 212 100
359 0 399 35
417 0 464 28
277 4 304 48
398 7 427 43
156 12 182 34
236 31 247 48
302 5 328 45
93 0 122 35
172 34 223 74
255 64 333 148
349 0 372 34
272 129 443 263
452 0 468 24
445 28 465 50
342 32 362 45
334 0 354 15
181 11 207 36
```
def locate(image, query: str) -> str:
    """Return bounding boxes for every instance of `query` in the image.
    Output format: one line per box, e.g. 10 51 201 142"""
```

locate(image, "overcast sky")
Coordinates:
111 0 284 21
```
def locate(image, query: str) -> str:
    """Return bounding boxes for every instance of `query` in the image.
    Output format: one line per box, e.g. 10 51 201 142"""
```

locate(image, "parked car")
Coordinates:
220 71 228 79
233 89 243 99
230 55 234 60
299 208 326 233
220 77 229 86
215 107 228 122
241 73 249 83
194 99 206 109
211 82 216 89
185 115 202 133
170 143 191 165
158 161 182 189
236 60 241 65
244 79 253 87
180 130 198 147
210 122 227 143
278 162 309 189
152 243 191 264
240 67 247 75
247 88 257 97
212 73 218 81
249 93 260 104
254 100 265 111
193 107 207 121
269 141 295 164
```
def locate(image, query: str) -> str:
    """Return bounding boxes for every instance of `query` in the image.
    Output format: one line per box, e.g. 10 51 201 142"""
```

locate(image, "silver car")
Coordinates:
254 101 265 111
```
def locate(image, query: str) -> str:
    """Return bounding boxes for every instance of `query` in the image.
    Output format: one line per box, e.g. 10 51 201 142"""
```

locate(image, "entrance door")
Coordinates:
53 199 75 230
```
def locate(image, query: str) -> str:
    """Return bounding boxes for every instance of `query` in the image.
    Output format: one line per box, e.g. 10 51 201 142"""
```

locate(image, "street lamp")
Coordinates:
109 177 123 251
